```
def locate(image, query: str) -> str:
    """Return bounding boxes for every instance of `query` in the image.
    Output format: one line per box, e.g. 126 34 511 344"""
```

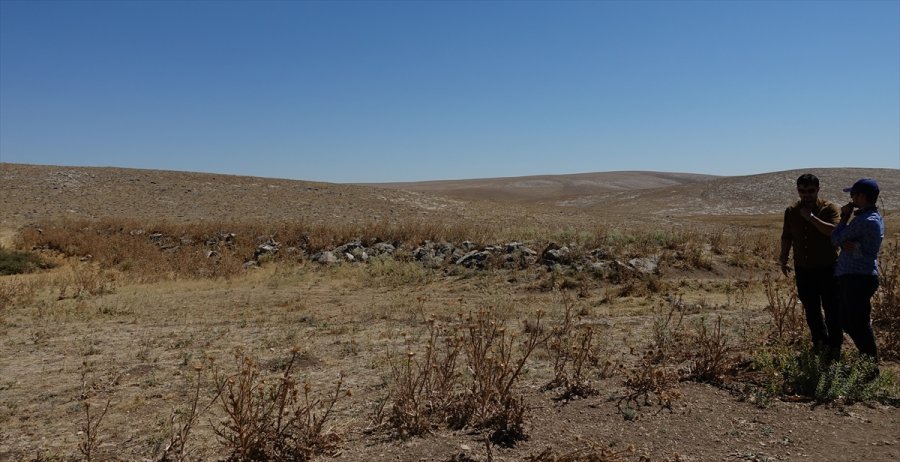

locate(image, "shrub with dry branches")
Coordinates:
213 349 347 461
449 308 547 445
762 272 804 346
383 308 547 446
618 351 682 415
873 242 900 359
78 361 111 462
525 442 636 462
157 367 220 462
384 320 463 437
0 276 39 309
541 294 603 400
685 316 735 384
649 295 687 363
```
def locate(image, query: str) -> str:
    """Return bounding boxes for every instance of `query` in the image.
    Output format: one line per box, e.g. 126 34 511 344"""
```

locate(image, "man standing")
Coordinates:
779 174 841 353
831 178 884 366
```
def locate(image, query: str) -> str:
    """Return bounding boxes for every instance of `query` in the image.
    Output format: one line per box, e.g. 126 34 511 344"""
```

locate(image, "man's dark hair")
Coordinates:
796 174 819 188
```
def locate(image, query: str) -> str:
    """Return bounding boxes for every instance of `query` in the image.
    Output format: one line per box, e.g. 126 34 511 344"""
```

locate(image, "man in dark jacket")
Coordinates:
779 173 841 354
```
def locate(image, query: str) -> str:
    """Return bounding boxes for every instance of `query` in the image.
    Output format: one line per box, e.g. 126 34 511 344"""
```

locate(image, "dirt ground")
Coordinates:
1 260 898 461
1 163 898 461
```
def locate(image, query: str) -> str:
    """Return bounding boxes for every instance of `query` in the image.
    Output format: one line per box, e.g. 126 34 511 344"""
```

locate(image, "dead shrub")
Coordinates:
873 242 900 359
762 272 804 346
684 316 735 384
383 320 463 437
449 308 546 445
618 352 682 415
649 296 687 363
525 444 635 462
78 361 111 462
157 367 219 462
213 349 347 461
382 308 547 446
541 294 602 400
0 276 40 308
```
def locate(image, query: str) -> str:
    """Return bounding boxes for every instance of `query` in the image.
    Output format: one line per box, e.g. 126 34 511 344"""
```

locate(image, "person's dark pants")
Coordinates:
837 274 880 361
795 266 841 350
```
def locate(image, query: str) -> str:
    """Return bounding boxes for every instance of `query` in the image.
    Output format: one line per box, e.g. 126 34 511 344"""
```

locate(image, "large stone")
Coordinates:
457 250 490 267
371 242 396 255
542 245 571 265
628 257 658 274
335 240 363 255
312 251 338 264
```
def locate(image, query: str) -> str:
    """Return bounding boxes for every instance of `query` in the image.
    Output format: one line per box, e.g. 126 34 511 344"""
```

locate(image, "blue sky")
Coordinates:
1 0 898 183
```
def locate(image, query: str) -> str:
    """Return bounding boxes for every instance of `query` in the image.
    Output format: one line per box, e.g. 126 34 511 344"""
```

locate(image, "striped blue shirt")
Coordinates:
832 208 884 276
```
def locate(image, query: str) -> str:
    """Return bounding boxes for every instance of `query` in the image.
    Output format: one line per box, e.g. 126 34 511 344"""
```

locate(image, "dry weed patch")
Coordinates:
4 213 899 461
541 294 609 401
212 349 348 461
873 242 900 359
381 307 547 446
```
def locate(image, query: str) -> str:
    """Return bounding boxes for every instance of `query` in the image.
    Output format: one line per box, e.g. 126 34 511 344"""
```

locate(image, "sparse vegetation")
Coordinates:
749 346 897 404
874 242 900 359
212 350 347 461
382 307 547 446
0 247 50 275
2 167 898 460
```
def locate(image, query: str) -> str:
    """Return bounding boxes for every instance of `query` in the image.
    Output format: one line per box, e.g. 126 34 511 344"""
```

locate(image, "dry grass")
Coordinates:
211 349 347 461
874 242 900 360
381 308 547 446
3 212 899 460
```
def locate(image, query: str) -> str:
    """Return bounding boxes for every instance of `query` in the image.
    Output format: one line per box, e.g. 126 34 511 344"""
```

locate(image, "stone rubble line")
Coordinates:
137 230 659 275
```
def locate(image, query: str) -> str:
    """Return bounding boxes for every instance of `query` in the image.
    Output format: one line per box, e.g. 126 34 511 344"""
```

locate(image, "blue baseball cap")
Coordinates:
843 178 879 197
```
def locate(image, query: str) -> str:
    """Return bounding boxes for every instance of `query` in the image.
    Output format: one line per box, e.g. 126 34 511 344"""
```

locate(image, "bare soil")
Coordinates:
0 163 898 461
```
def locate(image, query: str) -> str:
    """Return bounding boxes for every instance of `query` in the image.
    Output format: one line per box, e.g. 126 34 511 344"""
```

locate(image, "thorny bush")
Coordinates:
873 242 900 360
382 307 548 446
541 294 608 400
213 349 347 461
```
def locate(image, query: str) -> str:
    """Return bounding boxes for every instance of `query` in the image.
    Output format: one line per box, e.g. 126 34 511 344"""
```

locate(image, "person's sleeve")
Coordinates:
831 218 874 246
821 203 840 225
780 208 792 241
831 220 866 245
832 222 850 246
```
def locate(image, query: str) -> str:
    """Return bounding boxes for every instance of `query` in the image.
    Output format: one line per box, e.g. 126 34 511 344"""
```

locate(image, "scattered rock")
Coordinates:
457 250 490 268
628 257 658 274
371 242 396 255
542 244 571 265
312 251 338 264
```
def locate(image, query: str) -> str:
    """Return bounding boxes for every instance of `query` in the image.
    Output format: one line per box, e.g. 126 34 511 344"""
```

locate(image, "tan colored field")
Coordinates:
1 163 898 461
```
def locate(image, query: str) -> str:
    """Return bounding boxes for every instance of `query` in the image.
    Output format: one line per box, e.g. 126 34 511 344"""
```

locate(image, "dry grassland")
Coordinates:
1 164 899 462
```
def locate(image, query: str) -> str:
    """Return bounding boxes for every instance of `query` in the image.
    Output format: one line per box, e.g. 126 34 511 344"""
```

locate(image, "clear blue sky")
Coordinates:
1 0 898 183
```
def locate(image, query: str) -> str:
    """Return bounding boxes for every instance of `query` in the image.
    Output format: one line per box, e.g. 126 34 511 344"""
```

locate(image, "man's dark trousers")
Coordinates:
795 265 841 349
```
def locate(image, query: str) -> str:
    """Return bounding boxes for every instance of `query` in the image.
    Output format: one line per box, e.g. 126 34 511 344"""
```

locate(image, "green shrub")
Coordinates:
752 346 897 404
0 248 50 275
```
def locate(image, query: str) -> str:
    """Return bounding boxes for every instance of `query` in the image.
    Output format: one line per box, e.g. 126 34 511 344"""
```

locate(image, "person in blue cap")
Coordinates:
831 178 884 368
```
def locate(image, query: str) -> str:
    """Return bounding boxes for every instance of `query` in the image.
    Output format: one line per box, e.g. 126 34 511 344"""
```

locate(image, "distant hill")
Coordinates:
1 164 896 236
366 171 719 203
0 163 471 229
560 168 899 216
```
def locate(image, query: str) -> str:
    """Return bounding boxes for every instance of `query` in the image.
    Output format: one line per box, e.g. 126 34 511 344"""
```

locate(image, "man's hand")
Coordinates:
842 241 859 253
799 207 814 222
779 257 791 276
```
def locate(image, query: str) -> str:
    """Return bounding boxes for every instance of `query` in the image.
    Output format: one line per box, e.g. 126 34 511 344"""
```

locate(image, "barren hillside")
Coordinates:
562 168 899 216
0 163 471 229
368 171 718 203
1 163 896 237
